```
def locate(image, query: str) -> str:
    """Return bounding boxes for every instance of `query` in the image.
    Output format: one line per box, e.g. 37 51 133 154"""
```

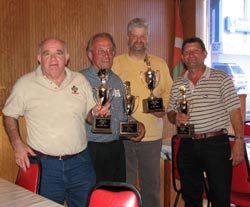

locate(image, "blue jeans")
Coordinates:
38 148 96 207
177 135 232 207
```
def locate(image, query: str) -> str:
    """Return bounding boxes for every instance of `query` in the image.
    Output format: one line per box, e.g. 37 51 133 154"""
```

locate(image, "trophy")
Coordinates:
92 69 112 134
120 81 139 137
141 54 164 113
177 86 195 138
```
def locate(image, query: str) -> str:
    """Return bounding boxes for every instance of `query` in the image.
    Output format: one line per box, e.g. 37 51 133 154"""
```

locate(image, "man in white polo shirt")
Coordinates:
2 37 110 207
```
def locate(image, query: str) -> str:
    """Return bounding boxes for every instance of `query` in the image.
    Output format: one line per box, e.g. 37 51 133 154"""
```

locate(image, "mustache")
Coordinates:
129 43 147 51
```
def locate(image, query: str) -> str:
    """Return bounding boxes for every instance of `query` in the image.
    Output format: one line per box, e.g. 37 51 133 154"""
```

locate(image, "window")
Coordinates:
208 0 250 121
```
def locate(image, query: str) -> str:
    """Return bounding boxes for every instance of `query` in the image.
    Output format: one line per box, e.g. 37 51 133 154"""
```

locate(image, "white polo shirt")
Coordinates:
3 66 95 156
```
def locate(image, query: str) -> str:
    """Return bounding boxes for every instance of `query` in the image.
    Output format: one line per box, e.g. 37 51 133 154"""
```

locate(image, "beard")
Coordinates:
128 42 148 52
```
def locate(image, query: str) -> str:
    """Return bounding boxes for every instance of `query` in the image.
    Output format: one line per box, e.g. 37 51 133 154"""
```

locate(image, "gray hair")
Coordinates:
86 32 116 52
38 37 67 54
127 18 149 36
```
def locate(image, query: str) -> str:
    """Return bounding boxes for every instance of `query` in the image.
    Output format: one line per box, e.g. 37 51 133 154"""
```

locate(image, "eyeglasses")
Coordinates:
92 48 115 56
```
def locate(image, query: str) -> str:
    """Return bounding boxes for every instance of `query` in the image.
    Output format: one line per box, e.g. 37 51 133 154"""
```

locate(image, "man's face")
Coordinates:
128 27 148 52
87 37 115 70
37 39 69 79
181 42 207 68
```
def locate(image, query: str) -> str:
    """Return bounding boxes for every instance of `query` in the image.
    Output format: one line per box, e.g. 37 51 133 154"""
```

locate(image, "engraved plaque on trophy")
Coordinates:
92 69 112 134
120 81 139 137
140 54 164 113
177 86 195 138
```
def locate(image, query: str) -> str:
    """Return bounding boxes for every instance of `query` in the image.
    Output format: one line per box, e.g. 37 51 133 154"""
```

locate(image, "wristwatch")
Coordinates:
235 136 244 140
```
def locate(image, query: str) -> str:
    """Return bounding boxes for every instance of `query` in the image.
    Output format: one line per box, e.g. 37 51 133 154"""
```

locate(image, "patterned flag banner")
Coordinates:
172 0 184 80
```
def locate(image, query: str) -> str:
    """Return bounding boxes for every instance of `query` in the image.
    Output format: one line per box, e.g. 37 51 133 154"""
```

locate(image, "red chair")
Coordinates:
244 121 250 136
230 138 250 207
88 181 142 207
15 156 41 194
171 135 210 207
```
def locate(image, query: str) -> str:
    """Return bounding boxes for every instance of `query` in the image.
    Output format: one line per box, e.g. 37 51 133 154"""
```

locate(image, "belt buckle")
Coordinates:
59 156 62 160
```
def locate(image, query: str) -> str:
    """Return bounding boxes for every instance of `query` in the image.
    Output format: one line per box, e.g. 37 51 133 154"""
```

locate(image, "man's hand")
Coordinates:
86 102 111 124
3 115 36 171
14 141 36 171
152 111 166 118
175 112 190 126
130 122 145 142
92 102 111 117
230 139 245 166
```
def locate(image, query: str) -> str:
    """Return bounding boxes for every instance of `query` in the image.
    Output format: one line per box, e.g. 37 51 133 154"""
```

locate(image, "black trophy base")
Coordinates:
92 116 112 134
120 121 139 138
177 124 195 138
142 97 164 113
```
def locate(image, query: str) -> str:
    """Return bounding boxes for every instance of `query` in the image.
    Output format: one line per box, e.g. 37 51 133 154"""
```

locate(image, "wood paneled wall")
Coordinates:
0 0 182 109
0 1 202 206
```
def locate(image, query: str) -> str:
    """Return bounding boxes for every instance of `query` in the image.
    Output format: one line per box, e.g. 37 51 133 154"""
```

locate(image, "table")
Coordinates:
0 178 64 207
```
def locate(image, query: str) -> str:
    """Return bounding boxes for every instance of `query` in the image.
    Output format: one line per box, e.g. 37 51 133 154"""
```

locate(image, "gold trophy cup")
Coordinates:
177 86 194 137
92 69 112 134
120 81 139 137
141 54 164 113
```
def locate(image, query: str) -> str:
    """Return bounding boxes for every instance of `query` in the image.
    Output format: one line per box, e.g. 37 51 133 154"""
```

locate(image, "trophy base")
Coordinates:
177 124 195 138
92 116 112 134
120 121 139 137
142 97 164 113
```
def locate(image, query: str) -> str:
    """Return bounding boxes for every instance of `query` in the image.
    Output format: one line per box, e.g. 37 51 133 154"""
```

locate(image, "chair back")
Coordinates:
171 135 181 185
230 139 250 193
15 156 41 193
88 181 142 207
244 121 250 136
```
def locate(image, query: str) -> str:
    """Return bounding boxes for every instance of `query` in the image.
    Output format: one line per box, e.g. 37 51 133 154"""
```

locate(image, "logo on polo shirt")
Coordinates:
71 85 79 94
113 89 121 97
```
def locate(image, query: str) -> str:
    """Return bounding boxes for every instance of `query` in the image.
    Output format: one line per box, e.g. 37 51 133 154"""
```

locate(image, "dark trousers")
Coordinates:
88 140 126 183
177 135 232 207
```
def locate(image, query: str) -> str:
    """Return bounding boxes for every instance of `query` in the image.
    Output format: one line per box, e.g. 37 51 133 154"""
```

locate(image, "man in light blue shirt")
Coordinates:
81 32 145 183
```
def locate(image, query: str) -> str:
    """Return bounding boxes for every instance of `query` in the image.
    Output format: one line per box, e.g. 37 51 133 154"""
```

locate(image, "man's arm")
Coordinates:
167 111 177 125
229 107 245 166
3 116 35 170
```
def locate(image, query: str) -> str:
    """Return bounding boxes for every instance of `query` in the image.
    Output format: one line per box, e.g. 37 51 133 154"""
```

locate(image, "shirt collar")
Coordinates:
183 66 210 80
89 65 111 80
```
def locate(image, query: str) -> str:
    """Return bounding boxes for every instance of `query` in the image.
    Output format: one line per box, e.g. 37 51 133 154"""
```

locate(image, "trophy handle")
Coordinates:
93 87 100 105
127 96 139 122
133 96 139 113
155 70 160 88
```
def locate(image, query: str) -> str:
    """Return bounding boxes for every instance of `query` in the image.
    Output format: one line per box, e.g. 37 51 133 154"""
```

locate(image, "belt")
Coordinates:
192 129 227 139
103 140 118 144
33 149 82 160
89 140 118 145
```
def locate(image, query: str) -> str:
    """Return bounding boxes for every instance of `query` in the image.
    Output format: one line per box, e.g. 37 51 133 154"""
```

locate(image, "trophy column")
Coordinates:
92 69 112 134
120 81 139 137
177 86 195 138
